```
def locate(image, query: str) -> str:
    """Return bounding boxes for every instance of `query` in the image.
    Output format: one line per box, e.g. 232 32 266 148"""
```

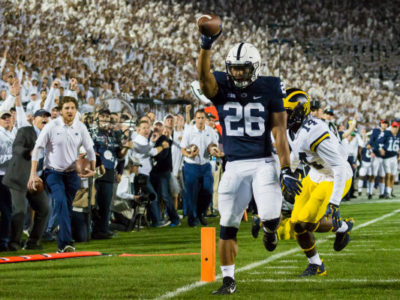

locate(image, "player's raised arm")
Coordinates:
197 15 222 99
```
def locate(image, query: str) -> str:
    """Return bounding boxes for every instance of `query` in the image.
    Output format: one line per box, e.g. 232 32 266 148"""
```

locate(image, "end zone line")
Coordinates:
155 208 400 300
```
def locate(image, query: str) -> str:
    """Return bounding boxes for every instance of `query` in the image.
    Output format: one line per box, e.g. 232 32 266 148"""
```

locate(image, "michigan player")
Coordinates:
283 89 354 277
368 120 389 198
379 121 400 198
198 34 301 294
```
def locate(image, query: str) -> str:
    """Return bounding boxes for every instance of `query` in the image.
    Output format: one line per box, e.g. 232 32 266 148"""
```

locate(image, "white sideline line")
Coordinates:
248 271 293 275
342 199 400 205
155 208 400 300
239 278 400 283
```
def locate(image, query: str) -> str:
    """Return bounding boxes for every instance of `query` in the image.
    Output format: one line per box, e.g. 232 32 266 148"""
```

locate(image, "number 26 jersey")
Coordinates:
210 71 286 162
288 116 352 183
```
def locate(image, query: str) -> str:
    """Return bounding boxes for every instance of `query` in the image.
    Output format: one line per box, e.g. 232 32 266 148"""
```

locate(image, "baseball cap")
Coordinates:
30 90 38 96
380 120 389 125
163 113 174 122
324 107 334 115
0 110 11 119
34 109 51 118
391 121 399 127
207 112 216 119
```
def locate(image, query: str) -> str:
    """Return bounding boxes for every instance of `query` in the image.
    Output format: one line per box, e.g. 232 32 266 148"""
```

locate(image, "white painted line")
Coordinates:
248 271 294 275
262 266 298 269
239 278 400 283
342 199 400 205
154 208 400 300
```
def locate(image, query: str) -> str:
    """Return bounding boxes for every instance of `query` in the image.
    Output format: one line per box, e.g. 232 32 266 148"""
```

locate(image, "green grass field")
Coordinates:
1 192 400 299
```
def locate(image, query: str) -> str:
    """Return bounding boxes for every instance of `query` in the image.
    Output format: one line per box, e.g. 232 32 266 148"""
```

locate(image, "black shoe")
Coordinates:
368 194 372 200
212 277 236 295
199 215 208 226
91 231 112 240
358 191 362 196
350 194 357 199
299 262 326 277
263 228 278 252
391 193 396 198
8 242 21 251
23 242 43 250
334 218 354 251
379 194 385 199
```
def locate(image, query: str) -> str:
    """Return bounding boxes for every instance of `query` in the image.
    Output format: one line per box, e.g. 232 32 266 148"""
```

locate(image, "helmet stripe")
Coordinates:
236 42 244 60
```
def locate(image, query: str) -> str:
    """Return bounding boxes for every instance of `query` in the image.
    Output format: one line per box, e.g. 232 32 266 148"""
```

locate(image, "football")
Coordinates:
76 157 91 175
207 143 219 154
186 144 199 155
197 14 222 37
28 180 45 195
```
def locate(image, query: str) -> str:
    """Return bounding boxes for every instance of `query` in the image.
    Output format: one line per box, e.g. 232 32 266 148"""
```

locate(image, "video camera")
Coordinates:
133 174 156 206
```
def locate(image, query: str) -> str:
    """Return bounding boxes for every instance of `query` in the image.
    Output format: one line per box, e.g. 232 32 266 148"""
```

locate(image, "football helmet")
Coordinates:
225 42 260 89
283 88 311 133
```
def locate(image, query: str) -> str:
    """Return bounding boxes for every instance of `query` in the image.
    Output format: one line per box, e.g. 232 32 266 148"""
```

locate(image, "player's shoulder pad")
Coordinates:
304 117 331 152
257 76 286 99
213 71 228 84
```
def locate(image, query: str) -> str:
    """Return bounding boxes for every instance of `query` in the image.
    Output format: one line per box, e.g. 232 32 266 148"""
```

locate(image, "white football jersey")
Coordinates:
288 116 352 182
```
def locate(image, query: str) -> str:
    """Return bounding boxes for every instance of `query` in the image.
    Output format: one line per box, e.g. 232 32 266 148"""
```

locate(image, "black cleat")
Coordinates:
263 228 278 252
251 215 261 238
358 191 362 196
334 218 354 251
368 194 372 200
379 194 385 199
299 262 326 277
212 277 236 295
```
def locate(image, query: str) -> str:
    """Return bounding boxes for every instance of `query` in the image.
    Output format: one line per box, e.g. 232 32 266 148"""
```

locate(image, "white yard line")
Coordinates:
155 208 400 300
239 278 400 283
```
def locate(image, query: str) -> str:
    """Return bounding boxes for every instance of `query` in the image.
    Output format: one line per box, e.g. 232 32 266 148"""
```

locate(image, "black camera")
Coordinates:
133 174 156 205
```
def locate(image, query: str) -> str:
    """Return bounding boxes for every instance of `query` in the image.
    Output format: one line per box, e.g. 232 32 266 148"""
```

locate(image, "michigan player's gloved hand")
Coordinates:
325 203 342 229
201 30 222 50
280 167 302 196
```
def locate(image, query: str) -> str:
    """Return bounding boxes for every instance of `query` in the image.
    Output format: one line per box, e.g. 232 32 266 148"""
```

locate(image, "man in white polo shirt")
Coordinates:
28 96 96 253
180 109 223 227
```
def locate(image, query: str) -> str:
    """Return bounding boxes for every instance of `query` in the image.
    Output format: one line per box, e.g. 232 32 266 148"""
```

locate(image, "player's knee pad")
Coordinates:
220 226 238 240
262 217 280 232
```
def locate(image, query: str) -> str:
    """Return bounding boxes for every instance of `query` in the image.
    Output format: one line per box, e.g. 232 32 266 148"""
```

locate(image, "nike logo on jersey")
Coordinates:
253 96 262 99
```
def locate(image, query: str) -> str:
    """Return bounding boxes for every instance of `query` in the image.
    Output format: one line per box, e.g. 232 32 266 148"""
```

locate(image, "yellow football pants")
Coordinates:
290 175 352 224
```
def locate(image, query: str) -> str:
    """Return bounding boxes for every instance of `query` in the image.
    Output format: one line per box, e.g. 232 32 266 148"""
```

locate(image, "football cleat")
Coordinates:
334 218 354 251
299 261 326 277
368 194 372 200
263 228 278 252
379 194 385 199
251 215 261 238
212 277 236 295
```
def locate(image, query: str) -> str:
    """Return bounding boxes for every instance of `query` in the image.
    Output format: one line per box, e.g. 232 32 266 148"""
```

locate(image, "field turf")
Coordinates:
0 192 399 299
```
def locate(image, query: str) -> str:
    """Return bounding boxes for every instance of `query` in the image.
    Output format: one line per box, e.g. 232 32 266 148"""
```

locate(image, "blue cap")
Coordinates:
34 109 51 118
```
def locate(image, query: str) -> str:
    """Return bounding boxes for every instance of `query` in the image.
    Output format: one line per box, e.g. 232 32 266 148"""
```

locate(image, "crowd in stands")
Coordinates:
0 0 399 251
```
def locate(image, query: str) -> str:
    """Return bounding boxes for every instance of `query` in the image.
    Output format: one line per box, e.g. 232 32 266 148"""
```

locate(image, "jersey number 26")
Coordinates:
223 102 265 137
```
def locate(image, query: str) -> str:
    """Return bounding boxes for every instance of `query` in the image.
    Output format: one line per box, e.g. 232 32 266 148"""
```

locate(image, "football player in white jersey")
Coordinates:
284 88 354 277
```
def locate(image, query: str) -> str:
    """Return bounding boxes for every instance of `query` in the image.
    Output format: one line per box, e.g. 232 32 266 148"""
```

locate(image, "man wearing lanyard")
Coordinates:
90 109 132 239
180 109 223 227
28 96 96 253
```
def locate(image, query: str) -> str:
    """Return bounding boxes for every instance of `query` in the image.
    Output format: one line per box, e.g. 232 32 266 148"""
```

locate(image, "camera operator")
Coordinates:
150 121 180 227
130 119 171 227
89 109 133 239
112 157 155 231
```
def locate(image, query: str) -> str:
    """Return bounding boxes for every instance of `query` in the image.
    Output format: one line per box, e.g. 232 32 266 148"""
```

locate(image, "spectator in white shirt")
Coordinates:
28 96 96 253
0 110 15 251
180 109 223 227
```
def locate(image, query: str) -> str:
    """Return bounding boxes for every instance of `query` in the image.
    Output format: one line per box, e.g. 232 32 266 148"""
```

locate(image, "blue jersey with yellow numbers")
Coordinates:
378 131 400 158
210 71 286 162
